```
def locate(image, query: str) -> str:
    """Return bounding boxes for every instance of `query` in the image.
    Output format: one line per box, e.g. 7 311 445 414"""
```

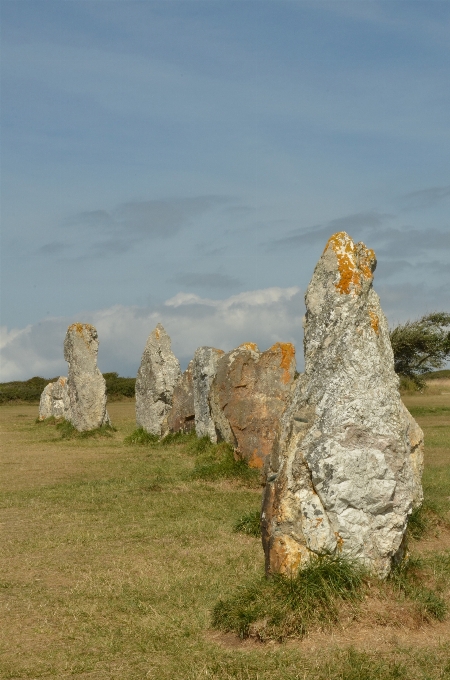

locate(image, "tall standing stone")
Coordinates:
262 232 423 578
64 324 110 431
166 359 195 433
192 346 224 442
135 323 181 436
38 376 71 421
209 342 296 469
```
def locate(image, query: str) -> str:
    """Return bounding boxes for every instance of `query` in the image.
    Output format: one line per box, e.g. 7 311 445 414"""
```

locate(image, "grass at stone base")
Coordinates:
36 416 117 439
125 428 261 486
1 399 450 680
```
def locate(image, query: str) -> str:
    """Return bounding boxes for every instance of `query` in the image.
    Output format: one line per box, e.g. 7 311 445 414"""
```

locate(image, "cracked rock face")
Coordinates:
192 346 224 442
167 359 195 434
262 232 424 578
64 324 110 431
135 323 181 436
39 376 71 421
209 342 296 469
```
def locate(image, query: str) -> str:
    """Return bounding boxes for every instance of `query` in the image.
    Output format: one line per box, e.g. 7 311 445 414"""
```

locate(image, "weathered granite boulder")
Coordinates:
64 323 110 431
135 323 181 436
209 342 296 468
38 376 71 420
166 359 195 433
262 232 424 578
192 346 224 442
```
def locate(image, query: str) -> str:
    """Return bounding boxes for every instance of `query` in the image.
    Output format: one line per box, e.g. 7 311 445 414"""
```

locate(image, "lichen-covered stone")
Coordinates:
192 346 224 442
64 324 110 431
262 232 423 578
135 323 181 436
209 342 296 469
166 359 195 433
38 376 71 421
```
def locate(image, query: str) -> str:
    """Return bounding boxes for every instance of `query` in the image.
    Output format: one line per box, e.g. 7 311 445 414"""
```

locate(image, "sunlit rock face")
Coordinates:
167 359 195 434
38 376 71 421
192 346 224 442
209 342 297 471
262 232 423 578
135 323 181 436
64 324 110 431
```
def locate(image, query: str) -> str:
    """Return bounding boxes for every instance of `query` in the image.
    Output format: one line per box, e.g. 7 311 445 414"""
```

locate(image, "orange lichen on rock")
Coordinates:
325 232 375 295
239 342 258 352
269 342 296 384
369 310 380 334
67 322 96 336
248 449 264 469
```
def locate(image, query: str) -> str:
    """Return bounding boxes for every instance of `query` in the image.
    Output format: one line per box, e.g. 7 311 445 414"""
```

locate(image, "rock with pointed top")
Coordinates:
135 323 181 436
262 232 423 578
166 359 195 433
64 324 110 431
39 376 71 421
209 342 296 468
192 346 224 442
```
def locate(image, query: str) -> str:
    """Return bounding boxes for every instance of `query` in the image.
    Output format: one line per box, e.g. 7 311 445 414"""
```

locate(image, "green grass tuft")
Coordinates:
233 509 261 537
213 555 365 641
124 427 160 445
191 439 260 486
55 420 116 440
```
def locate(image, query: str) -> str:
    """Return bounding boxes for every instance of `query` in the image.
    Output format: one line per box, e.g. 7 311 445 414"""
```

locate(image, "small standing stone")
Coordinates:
64 323 110 431
38 376 71 420
135 323 181 436
192 346 224 442
166 359 195 433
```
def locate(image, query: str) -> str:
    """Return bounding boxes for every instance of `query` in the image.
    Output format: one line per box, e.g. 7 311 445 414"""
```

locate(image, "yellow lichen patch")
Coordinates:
369 310 380 334
155 328 160 339
68 322 95 336
239 342 258 352
269 535 303 576
325 232 361 295
248 449 264 469
325 232 375 296
269 342 296 384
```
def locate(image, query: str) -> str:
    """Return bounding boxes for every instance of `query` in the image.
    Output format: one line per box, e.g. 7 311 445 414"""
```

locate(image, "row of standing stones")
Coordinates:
38 231 424 578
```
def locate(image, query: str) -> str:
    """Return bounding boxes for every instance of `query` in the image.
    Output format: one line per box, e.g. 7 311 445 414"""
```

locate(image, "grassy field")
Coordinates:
1 381 449 679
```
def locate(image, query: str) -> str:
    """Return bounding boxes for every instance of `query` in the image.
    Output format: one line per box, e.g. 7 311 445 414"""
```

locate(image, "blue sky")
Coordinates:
1 1 449 379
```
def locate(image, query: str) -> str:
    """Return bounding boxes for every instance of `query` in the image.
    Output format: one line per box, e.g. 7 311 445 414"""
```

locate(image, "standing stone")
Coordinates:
192 346 224 442
64 323 110 431
166 359 195 433
262 232 423 578
39 376 71 421
209 342 296 469
135 323 181 436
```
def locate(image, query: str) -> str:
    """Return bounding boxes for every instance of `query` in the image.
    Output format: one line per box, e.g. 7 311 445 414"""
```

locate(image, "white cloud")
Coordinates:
0 287 304 381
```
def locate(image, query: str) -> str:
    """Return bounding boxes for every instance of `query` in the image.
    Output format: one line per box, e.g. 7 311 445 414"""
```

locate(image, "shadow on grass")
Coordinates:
233 509 261 537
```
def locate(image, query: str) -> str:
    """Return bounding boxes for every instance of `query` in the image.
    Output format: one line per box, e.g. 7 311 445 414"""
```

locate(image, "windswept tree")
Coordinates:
389 312 450 389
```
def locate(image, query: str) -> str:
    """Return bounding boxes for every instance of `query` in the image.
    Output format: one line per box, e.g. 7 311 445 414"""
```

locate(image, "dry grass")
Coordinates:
1 390 449 679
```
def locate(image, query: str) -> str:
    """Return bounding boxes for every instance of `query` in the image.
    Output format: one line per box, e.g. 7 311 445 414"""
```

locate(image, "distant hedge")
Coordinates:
0 373 136 403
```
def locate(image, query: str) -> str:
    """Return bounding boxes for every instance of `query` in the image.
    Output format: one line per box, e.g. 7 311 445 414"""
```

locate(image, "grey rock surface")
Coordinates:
262 232 423 578
192 346 224 442
166 359 195 433
135 323 181 436
64 323 110 431
38 376 71 420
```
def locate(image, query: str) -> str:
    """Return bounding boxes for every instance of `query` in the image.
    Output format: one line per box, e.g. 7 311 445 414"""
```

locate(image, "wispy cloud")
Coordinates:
0 287 303 381
269 211 392 250
171 272 241 289
400 185 450 209
39 196 230 260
